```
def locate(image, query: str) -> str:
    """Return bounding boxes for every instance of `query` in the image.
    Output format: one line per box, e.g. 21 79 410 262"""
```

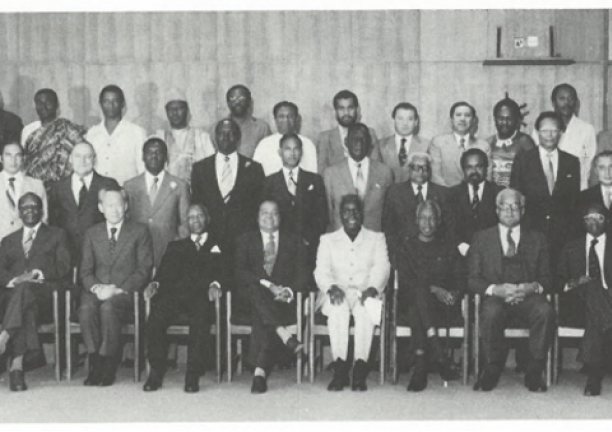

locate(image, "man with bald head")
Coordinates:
469 188 555 393
154 89 215 185
212 84 272 158
49 142 119 265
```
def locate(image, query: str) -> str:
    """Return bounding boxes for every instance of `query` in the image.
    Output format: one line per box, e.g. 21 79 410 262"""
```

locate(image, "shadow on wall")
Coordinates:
11 75 37 125
68 86 101 129
134 82 166 136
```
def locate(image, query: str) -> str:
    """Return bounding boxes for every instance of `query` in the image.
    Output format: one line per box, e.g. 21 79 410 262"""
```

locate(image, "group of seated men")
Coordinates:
0 80 610 400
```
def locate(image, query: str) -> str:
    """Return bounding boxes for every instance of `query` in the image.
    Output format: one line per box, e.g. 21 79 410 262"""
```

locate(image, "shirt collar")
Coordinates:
282 166 299 180
454 133 470 145
348 157 369 169
2 170 23 182
191 232 208 245
72 171 94 188
395 134 413 146
24 222 42 237
216 151 237 162
587 232 606 244
145 170 166 186
261 230 279 242
411 181 427 194
499 223 521 236
106 221 123 237
539 146 558 158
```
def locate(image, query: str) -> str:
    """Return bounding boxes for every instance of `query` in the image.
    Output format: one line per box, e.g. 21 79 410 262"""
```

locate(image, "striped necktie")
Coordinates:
149 176 159 205
6 177 16 209
263 233 276 276
355 163 366 199
288 170 297 196
220 156 233 203
23 229 34 258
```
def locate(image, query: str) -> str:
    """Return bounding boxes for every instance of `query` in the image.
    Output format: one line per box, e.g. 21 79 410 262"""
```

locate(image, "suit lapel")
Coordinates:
383 138 398 168
491 227 504 279
340 162 354 194
151 173 172 215
110 223 131 265
364 160 378 201
270 233 286 280
533 151 552 196
207 157 224 205
61 177 79 213
604 238 612 288
27 224 50 260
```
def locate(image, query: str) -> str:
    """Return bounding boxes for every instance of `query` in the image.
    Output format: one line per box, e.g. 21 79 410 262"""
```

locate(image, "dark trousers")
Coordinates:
578 281 612 366
248 284 295 370
0 282 54 357
146 294 211 376
78 291 133 359
480 294 556 368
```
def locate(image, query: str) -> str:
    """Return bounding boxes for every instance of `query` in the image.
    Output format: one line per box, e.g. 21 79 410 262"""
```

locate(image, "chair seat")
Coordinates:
395 326 465 338
38 323 56 333
558 327 585 337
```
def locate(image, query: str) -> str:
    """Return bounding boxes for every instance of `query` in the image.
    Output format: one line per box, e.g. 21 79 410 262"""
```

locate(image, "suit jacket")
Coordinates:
0 109 23 146
577 185 612 234
80 220 153 293
379 134 430 183
315 127 381 174
262 168 328 251
0 173 47 241
153 234 226 300
48 171 118 265
0 224 71 290
323 158 393 232
191 154 264 253
382 180 455 259
468 225 551 296
429 134 491 187
124 171 190 267
510 148 580 250
450 180 502 246
236 230 309 292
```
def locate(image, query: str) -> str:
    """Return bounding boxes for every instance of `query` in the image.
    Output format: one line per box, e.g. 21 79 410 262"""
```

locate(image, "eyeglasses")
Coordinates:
408 164 428 172
497 204 521 212
538 129 561 135
584 214 605 222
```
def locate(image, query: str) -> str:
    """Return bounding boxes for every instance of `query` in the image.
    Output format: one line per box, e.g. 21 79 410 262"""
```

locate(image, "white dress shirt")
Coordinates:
395 134 413 155
253 133 318 176
21 221 42 245
601 184 612 209
106 221 123 239
411 181 428 199
348 157 370 187
86 119 146 185
532 115 596 190
144 170 166 192
538 147 559 181
1 170 24 202
468 180 485 203
454 133 470 148
215 152 239 193
71 172 94 205
191 232 208 246
282 166 299 186
586 233 607 289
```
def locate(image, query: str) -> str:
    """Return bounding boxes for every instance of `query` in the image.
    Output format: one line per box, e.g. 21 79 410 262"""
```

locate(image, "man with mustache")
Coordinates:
316 90 381 174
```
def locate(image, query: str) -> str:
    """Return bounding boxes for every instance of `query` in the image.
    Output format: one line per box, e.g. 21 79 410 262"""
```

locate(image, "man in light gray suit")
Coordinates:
316 90 381 174
124 138 190 267
323 123 393 232
379 102 430 183
429 101 490 187
79 186 153 387
0 141 47 241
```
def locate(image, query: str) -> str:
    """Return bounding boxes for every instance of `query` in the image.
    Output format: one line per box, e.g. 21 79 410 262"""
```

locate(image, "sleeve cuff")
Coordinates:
259 279 272 289
485 285 495 296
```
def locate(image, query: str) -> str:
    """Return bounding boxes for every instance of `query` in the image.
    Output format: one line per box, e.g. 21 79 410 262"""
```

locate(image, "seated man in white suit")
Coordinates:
0 141 47 241
314 194 390 392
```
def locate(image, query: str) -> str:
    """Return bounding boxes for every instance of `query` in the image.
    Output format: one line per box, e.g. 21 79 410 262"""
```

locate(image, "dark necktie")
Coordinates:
471 183 480 217
78 178 87 209
505 228 517 258
460 138 466 152
110 227 117 254
6 177 16 209
589 238 602 281
398 138 407 167
194 234 202 251
416 184 424 204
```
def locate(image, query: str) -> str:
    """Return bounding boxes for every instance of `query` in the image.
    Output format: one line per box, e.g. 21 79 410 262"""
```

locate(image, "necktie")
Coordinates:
149 176 159 205
471 183 480 217
78 178 87 209
505 228 517 258
220 156 233 203
288 170 297 196
398 138 407 167
604 188 611 209
355 163 366 199
589 238 602 281
263 233 276 276
6 177 16 209
194 234 202 252
416 184 424 204
109 227 117 254
545 153 555 195
23 229 34 258
459 138 466 152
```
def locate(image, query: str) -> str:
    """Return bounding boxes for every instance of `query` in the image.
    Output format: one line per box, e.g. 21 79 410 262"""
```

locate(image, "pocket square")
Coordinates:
374 183 381 189
211 245 221 253
308 184 314 191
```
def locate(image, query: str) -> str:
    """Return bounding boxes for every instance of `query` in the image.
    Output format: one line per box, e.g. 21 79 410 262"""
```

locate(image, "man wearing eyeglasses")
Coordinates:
469 188 555 393
558 202 612 396
510 111 581 270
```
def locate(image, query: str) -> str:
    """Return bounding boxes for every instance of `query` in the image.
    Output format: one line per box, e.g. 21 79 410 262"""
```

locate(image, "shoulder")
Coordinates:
515 132 537 149
239 155 263 171
448 182 465 196
4 228 23 244
252 117 271 129
298 134 316 148
363 227 386 243
193 155 215 170
122 120 146 135
559 150 580 165
316 129 335 141
523 229 547 246
165 173 188 190
431 134 452 146
370 159 392 174
85 222 106 238
123 175 142 189
96 173 119 188
429 181 450 195
473 226 497 243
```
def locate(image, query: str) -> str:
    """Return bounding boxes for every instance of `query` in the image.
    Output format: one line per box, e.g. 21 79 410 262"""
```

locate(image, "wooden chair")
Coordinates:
389 271 470 385
473 294 553 387
552 294 585 384
226 291 304 383
144 293 222 382
36 288 62 381
307 290 386 385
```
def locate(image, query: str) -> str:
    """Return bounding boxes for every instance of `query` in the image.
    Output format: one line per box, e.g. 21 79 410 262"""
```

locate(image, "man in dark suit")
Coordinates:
323 123 393 233
263 132 328 268
382 152 454 261
191 118 265 281
558 202 612 396
143 203 225 393
469 188 556 393
124 137 190 267
0 192 71 391
78 186 153 387
0 91 23 148
578 151 612 227
235 200 309 394
510 111 581 269
451 148 502 259
315 90 381 174
48 142 119 266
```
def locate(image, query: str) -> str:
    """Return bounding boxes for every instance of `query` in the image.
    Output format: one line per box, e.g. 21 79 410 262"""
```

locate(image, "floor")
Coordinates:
1 355 612 423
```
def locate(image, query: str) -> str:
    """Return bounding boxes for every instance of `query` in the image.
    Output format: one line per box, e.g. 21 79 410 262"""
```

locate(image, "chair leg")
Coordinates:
474 298 480 380
554 333 560 385
226 293 232 383
215 297 221 384
546 344 553 388
309 293 315 384
297 292 302 384
65 290 72 382
237 339 243 375
53 290 61 382
134 293 140 382
379 324 385 385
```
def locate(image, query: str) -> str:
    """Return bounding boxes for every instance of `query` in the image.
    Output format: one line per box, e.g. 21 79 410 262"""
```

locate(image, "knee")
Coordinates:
480 298 505 324
326 300 350 320
532 298 556 324
99 300 119 318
